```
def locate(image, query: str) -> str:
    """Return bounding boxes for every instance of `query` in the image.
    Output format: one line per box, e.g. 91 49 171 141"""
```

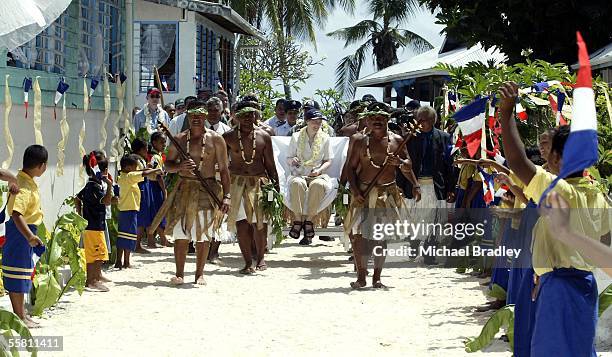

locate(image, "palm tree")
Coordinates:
327 0 433 100
232 0 355 98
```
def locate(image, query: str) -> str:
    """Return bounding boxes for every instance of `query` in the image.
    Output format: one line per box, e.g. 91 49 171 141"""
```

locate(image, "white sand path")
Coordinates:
34 240 523 356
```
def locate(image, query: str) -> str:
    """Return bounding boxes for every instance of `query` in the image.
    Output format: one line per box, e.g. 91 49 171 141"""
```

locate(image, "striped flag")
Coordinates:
516 101 528 121
549 91 568 126
495 184 510 198
540 31 599 205
452 96 488 158
23 77 32 119
477 167 496 206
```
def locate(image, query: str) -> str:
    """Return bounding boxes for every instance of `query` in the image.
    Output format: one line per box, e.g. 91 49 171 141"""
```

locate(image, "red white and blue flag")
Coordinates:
89 152 101 179
89 79 99 98
540 31 599 204
161 76 169 91
0 202 8 247
516 101 528 121
452 96 488 158
548 91 568 126
477 167 496 206
494 184 510 198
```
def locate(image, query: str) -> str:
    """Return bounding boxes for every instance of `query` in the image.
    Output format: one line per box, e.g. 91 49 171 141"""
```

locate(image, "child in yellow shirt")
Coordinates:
115 154 160 269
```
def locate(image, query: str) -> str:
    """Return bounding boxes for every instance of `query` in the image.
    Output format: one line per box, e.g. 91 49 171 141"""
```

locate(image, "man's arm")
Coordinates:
214 134 231 214
0 169 19 194
101 177 113 206
347 138 365 203
262 132 280 191
498 82 536 185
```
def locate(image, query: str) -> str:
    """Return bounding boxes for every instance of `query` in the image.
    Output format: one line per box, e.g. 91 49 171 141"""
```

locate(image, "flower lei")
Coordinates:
297 126 329 168
237 126 256 164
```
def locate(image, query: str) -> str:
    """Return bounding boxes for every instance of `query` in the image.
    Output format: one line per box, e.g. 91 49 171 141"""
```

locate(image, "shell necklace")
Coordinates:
186 129 206 171
238 126 256 164
366 133 390 169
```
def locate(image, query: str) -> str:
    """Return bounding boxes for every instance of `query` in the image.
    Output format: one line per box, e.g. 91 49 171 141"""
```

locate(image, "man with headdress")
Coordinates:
223 100 280 274
159 99 231 286
344 101 420 289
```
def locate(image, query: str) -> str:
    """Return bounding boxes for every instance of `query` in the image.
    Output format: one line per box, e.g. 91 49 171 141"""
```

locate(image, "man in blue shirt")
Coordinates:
265 99 287 131
133 87 171 133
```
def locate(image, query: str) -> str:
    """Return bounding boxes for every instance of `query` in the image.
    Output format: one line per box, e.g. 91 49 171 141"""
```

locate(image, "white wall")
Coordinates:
0 103 121 228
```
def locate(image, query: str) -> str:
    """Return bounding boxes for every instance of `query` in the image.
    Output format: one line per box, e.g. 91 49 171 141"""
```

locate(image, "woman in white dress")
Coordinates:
286 109 334 244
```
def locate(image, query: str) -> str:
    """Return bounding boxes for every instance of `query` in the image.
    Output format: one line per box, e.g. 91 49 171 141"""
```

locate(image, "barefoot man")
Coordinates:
344 102 420 289
224 100 279 274
162 99 231 285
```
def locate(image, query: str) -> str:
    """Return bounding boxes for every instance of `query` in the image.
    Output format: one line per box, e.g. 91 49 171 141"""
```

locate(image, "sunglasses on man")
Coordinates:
149 94 161 99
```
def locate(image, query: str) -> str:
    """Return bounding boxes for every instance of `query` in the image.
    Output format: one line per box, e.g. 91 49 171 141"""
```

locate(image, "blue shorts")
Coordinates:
117 210 138 251
2 220 36 293
149 181 166 229
137 179 153 228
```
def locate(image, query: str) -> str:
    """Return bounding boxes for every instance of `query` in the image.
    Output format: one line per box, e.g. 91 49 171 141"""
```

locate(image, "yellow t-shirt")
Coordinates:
117 171 144 211
7 170 43 225
458 165 476 190
524 166 611 276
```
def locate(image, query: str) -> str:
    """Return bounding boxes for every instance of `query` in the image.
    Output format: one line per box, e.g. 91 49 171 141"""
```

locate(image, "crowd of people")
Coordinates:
1 81 611 356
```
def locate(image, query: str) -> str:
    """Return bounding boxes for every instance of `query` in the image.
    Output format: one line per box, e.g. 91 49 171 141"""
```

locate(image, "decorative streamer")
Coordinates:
54 78 69 120
99 74 110 151
2 75 14 169
601 85 612 126
89 78 99 98
23 77 32 119
122 82 131 133
56 96 69 176
109 76 124 161
78 78 88 187
33 77 43 145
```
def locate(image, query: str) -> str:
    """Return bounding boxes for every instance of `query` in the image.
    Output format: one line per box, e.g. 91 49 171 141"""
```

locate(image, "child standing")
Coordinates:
131 138 156 250
76 151 112 292
116 154 160 268
1 145 46 328
149 132 171 247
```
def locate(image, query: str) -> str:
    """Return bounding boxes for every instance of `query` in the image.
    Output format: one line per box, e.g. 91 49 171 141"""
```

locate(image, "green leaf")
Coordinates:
0 309 38 356
465 305 514 353
487 283 507 301
599 283 612 317
32 271 62 316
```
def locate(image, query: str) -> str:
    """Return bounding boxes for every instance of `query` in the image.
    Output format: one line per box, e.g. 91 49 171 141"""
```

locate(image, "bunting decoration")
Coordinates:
54 78 69 120
99 74 110 151
515 101 528 121
110 76 124 161
33 77 43 145
161 76 169 91
2 75 14 170
56 95 69 177
548 91 568 126
540 31 599 205
78 78 88 187
477 167 496 206
452 96 488 158
23 77 32 119
89 78 99 98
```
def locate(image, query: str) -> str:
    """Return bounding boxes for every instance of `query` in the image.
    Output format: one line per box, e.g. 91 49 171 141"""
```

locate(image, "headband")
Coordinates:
187 107 208 115
235 107 260 117
358 110 392 120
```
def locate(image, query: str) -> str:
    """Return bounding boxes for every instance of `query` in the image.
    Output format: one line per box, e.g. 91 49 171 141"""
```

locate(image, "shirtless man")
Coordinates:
344 102 420 289
162 99 231 285
224 100 279 274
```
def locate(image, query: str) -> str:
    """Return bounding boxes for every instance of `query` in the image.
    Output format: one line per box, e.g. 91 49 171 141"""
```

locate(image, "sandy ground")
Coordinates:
29 239 605 357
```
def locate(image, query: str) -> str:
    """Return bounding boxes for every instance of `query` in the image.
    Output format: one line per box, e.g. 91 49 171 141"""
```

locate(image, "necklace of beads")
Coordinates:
237 127 256 164
186 129 206 171
366 133 390 169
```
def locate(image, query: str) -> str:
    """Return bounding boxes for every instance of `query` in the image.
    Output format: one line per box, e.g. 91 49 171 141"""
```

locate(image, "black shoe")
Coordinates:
319 236 335 241
298 237 312 245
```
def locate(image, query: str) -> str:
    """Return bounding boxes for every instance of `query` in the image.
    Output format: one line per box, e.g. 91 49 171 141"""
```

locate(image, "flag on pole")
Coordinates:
448 92 457 111
23 77 32 119
539 31 599 205
450 133 463 156
549 91 568 126
452 96 488 157
0 204 8 247
494 184 509 198
516 101 528 121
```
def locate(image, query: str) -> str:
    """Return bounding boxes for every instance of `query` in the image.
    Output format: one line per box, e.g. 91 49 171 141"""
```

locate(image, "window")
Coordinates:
218 38 234 93
139 22 178 92
6 13 68 74
196 24 216 90
78 0 124 77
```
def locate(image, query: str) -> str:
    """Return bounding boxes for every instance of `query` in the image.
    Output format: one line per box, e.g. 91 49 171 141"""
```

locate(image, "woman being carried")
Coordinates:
286 109 334 245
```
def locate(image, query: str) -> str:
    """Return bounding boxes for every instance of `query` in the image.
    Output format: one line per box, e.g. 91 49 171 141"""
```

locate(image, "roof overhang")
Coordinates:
354 69 449 87
142 0 264 40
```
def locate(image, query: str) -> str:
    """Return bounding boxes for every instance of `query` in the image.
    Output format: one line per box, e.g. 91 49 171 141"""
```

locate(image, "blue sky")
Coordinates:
291 1 446 102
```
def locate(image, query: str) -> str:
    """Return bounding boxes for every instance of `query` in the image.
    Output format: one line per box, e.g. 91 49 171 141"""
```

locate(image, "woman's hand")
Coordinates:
308 169 321 177
495 172 515 187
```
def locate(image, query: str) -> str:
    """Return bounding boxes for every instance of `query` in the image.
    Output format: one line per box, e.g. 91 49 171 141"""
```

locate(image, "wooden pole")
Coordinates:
153 65 165 108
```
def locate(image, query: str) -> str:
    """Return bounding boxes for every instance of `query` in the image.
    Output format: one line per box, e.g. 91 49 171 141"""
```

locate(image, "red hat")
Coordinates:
147 87 161 95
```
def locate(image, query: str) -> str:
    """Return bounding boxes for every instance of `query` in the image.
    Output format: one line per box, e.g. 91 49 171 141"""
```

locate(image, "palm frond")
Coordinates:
334 41 371 99
324 0 356 15
326 20 379 47
285 0 320 45
395 29 434 53
368 0 420 24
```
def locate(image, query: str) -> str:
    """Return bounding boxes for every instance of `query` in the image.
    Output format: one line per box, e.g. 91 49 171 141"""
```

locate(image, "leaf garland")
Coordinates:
259 183 286 246
333 185 351 219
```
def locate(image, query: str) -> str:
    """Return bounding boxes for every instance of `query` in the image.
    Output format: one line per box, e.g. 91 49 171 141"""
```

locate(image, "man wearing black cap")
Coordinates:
174 99 186 116
265 99 287 133
134 87 171 133
276 100 301 136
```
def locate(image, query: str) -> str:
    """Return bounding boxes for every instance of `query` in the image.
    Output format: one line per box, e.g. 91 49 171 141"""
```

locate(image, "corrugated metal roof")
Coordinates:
571 41 612 70
354 43 506 87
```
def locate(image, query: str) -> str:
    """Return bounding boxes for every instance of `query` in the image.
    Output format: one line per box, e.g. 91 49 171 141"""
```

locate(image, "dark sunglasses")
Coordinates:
367 102 391 112
149 94 161 99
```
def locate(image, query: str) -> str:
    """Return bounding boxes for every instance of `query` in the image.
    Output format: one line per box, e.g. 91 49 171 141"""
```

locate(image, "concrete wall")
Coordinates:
0 100 122 228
